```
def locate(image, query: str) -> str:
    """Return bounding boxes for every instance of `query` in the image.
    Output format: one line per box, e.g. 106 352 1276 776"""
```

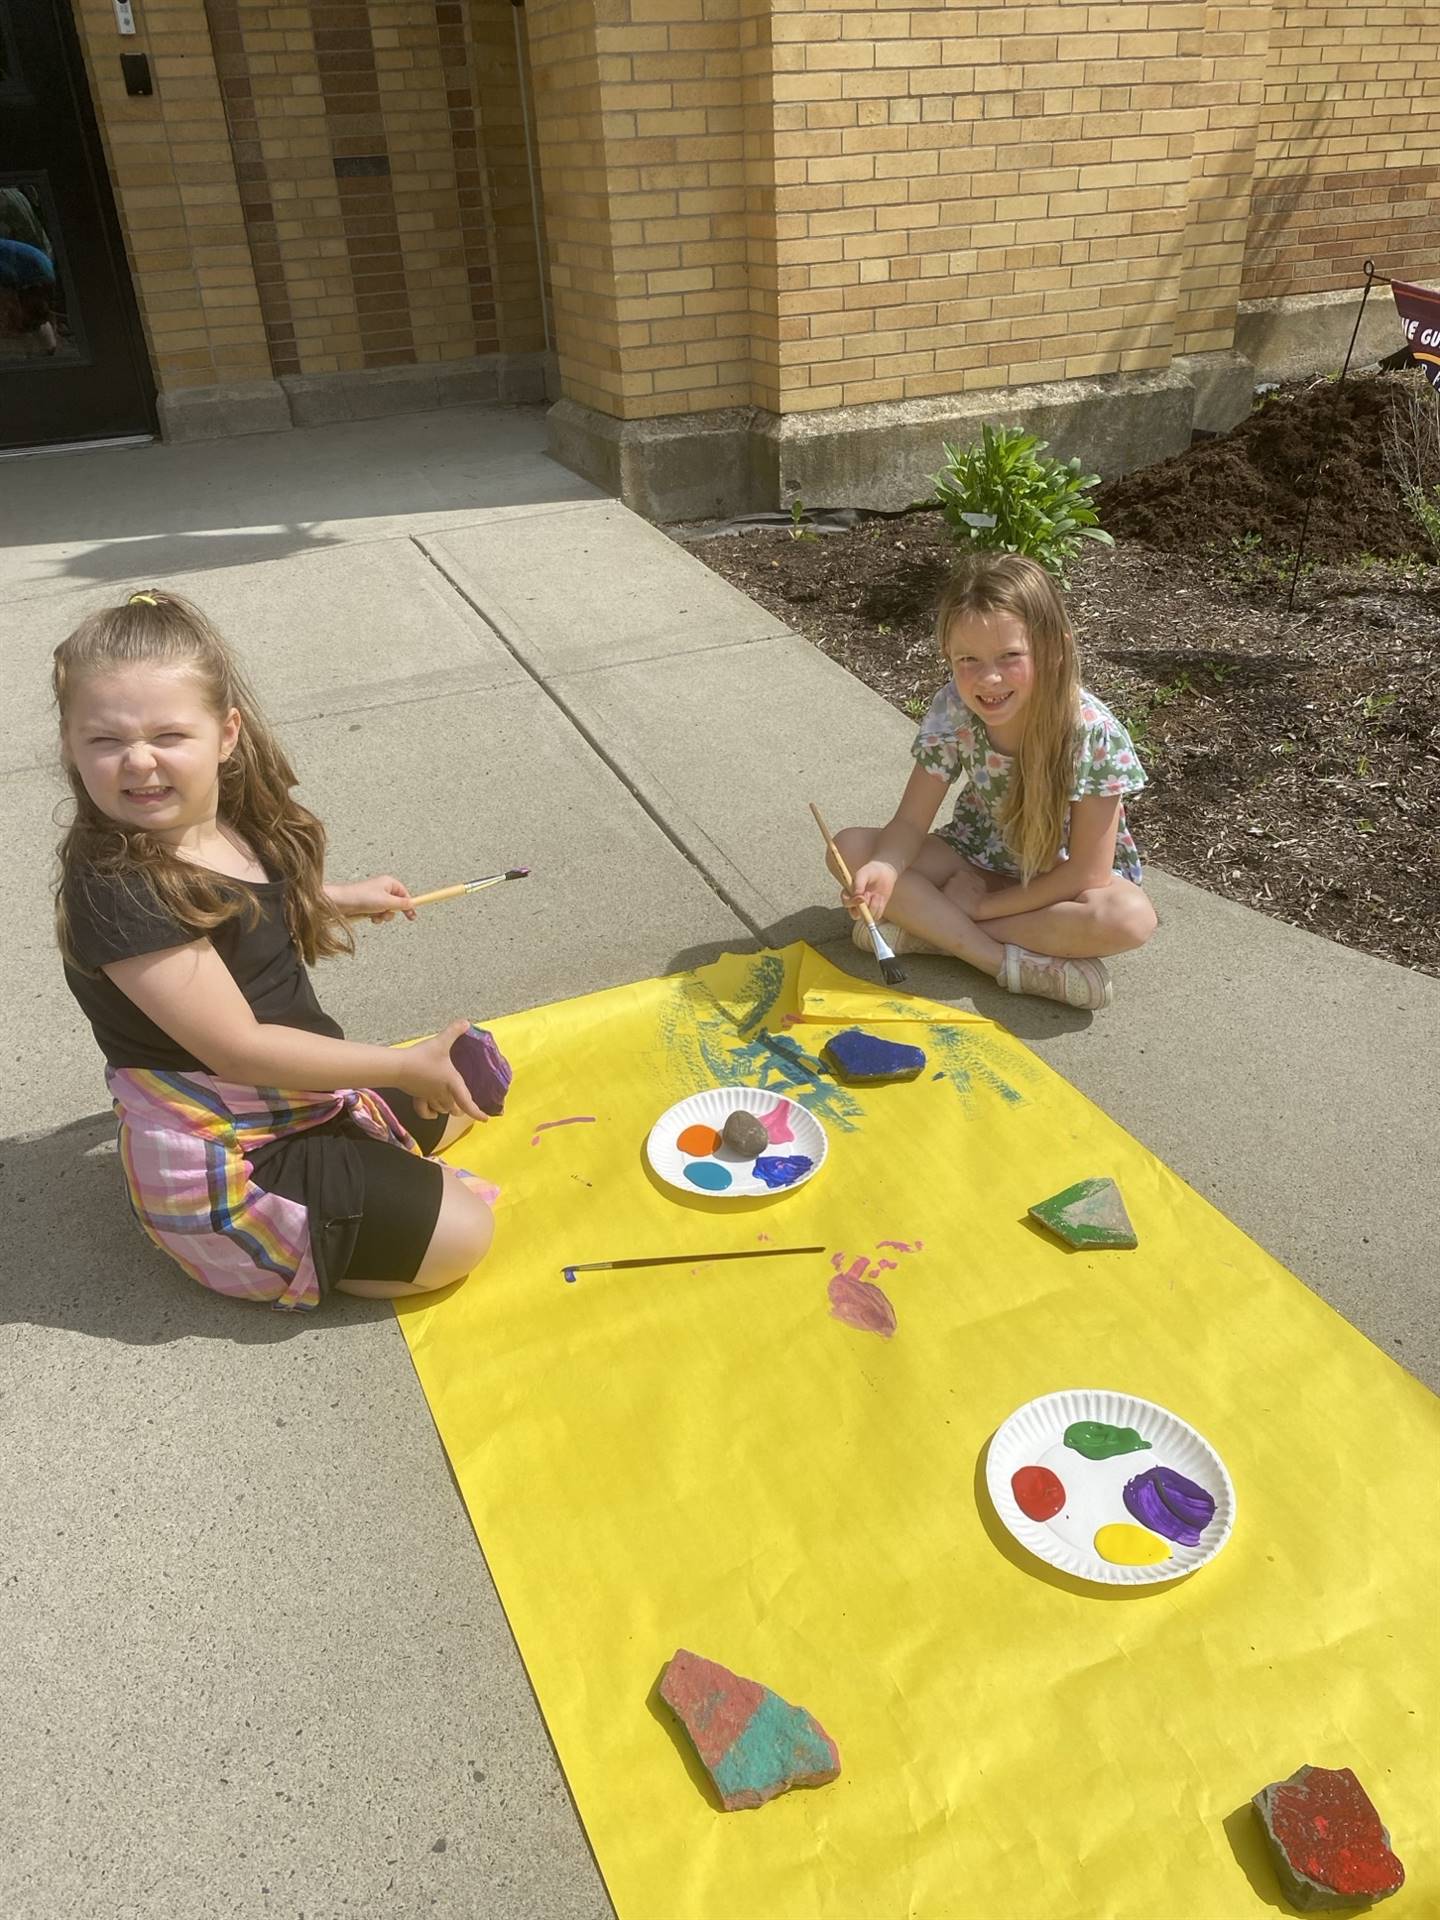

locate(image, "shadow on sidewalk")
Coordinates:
0 1111 389 1346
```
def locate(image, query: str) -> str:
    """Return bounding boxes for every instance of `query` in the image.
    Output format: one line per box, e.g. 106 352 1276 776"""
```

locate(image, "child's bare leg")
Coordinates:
334 1172 493 1300
979 878 1157 960
830 828 1006 976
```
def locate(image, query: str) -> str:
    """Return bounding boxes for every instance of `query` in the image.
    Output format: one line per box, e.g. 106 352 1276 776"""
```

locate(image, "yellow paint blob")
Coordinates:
1094 1523 1170 1567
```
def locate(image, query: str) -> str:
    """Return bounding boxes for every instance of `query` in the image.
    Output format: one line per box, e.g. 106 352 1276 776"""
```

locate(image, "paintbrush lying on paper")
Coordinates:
808 801 906 986
563 1245 823 1284
408 868 530 909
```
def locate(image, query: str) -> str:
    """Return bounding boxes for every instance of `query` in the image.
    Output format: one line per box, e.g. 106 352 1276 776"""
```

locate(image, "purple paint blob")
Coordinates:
828 1272 897 1338
683 1161 732 1192
450 1026 512 1116
759 1100 794 1145
1122 1465 1216 1546
752 1154 812 1189
530 1115 596 1146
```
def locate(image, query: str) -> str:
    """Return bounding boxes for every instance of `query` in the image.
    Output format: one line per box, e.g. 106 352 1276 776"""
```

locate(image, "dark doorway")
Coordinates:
1 0 155 450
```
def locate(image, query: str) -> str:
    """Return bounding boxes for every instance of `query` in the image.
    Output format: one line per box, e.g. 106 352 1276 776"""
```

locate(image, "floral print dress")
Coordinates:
911 683 1147 883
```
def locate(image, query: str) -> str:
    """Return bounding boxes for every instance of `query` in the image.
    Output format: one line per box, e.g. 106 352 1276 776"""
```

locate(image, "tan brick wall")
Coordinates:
1240 1 1439 300
69 0 1434 409
71 0 271 391
71 0 545 394
526 0 1438 422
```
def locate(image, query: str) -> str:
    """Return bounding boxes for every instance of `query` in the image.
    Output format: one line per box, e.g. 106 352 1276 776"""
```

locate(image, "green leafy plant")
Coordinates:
787 497 818 542
929 424 1113 580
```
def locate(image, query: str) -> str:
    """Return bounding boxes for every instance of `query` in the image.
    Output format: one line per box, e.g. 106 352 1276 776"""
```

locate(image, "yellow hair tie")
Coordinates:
128 591 158 606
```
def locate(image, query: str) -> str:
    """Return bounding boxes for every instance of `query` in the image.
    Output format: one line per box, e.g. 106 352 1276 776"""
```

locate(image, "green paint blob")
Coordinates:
1064 1420 1152 1461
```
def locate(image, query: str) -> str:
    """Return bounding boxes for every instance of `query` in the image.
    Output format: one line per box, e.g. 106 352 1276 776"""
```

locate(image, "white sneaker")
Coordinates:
850 916 943 959
1001 945 1113 1010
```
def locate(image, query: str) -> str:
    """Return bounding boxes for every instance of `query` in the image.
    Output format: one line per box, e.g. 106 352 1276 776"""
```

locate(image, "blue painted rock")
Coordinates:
1029 1176 1137 1249
659 1649 841 1811
821 1027 926 1084
450 1025 512 1116
1253 1765 1405 1909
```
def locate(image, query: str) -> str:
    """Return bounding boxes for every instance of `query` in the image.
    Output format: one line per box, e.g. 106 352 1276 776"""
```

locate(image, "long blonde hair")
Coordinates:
934 554 1080 882
53 590 353 971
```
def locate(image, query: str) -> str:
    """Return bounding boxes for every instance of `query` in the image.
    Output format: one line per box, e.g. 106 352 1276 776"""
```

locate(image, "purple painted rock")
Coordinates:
450 1025 512 1116
659 1649 841 1811
1253 1765 1405 1910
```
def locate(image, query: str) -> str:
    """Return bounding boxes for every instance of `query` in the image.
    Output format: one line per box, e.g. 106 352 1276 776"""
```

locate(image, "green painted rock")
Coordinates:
1030 1177 1137 1250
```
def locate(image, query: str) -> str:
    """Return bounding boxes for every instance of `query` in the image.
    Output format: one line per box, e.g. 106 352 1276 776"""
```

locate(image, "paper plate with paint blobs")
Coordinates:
646 1088 827 1199
985 1388 1235 1587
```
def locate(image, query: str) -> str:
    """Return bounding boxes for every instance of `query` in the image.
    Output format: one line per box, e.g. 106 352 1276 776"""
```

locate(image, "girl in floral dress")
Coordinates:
831 552 1156 1010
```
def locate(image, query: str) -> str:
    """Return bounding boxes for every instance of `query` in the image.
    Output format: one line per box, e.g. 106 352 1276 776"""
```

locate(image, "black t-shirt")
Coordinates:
63 865 344 1072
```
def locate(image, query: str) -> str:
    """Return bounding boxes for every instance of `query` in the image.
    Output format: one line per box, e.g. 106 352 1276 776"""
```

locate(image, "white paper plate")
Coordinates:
985 1387 1235 1587
646 1087 827 1199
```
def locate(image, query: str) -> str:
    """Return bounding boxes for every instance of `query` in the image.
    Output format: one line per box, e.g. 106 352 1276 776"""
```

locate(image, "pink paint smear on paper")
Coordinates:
530 1115 596 1147
759 1099 794 1145
823 1236 923 1335
828 1272 897 1338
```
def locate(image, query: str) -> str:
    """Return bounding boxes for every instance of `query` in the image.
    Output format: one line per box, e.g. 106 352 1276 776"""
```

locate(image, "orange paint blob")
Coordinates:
677 1124 722 1156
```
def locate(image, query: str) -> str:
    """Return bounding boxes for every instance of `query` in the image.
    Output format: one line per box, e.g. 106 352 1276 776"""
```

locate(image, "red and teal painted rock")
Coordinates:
1253 1765 1405 1910
659 1649 841 1811
1029 1177 1137 1249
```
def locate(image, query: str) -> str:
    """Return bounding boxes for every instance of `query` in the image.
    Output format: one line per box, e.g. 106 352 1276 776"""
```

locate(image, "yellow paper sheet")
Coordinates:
398 946 1438 1918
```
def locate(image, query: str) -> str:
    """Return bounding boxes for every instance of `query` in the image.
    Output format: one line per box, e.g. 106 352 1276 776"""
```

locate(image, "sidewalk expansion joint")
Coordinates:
413 538 764 939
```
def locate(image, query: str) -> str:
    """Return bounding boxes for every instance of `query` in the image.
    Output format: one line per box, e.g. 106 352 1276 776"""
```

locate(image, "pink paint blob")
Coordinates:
870 1259 897 1274
530 1116 596 1147
877 1239 919 1253
759 1099 794 1146
828 1273 897 1338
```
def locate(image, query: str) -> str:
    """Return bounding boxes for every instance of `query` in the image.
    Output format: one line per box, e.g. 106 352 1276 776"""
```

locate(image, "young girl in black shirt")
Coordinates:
54 589 495 1310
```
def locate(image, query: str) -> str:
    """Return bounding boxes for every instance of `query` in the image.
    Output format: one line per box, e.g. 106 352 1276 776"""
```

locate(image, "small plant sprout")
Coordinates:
787 498 819 542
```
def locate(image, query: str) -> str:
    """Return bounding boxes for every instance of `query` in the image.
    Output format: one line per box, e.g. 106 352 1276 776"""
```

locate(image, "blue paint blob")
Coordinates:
683 1161 733 1191
752 1154 813 1189
821 1027 926 1084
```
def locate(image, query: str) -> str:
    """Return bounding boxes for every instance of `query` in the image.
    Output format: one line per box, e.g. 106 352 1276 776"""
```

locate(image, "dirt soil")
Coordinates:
683 376 1439 976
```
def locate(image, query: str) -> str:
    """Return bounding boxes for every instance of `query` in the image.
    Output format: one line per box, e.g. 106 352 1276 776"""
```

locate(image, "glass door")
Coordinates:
0 0 155 449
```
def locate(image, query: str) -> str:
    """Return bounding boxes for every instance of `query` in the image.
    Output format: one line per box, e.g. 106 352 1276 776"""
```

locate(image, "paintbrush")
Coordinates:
563 1244 824 1284
408 868 531 908
808 802 906 986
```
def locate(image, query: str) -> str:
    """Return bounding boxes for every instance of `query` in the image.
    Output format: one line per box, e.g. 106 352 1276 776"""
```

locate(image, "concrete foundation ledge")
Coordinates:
1236 287 1401 383
156 353 550 442
156 380 291 442
550 365 1199 521
1173 349 1256 435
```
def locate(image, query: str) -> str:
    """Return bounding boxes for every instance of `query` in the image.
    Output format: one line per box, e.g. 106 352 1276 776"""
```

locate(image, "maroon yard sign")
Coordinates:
1391 280 1440 391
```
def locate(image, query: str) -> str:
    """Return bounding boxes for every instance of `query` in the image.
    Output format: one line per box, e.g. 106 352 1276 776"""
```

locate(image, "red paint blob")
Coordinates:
677 1124 721 1156
1012 1465 1066 1522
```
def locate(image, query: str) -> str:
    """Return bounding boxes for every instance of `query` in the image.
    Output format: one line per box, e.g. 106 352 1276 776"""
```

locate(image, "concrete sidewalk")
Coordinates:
3 408 1435 1919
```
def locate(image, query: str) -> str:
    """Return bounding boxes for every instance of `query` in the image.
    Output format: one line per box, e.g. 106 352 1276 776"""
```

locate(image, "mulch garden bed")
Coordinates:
682 372 1439 977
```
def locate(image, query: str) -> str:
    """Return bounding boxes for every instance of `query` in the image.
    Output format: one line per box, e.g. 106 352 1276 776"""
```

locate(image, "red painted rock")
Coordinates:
1253 1765 1405 1910
659 1649 841 1811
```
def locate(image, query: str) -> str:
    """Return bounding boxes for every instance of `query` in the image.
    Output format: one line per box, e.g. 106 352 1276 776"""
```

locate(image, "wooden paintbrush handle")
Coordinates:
809 802 879 931
406 882 469 908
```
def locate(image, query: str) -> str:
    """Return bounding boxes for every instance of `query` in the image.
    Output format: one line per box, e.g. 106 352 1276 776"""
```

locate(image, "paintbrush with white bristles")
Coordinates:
808 802 906 986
